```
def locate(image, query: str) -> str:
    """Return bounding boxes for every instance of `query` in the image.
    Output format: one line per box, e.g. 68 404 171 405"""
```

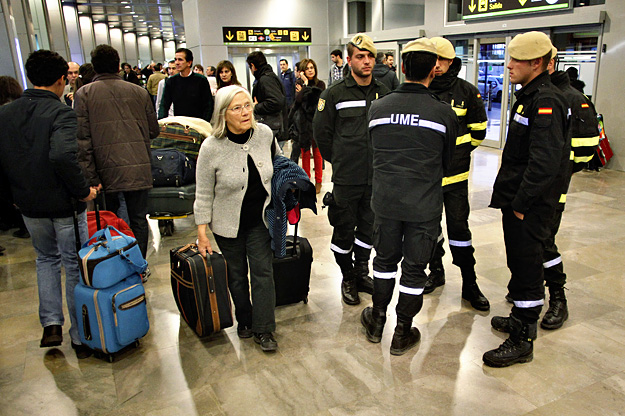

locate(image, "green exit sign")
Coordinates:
462 0 571 21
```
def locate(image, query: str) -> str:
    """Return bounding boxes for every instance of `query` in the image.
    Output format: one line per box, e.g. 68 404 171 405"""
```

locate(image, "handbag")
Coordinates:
78 225 147 288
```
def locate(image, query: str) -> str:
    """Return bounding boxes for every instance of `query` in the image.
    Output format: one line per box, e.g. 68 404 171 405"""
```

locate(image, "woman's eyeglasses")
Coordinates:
228 103 252 114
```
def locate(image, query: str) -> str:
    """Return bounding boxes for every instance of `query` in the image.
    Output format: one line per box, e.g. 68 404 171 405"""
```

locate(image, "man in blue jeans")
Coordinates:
0 50 98 358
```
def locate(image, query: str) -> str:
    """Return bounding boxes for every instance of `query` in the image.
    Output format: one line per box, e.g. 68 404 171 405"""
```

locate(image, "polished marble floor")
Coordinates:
2 147 625 416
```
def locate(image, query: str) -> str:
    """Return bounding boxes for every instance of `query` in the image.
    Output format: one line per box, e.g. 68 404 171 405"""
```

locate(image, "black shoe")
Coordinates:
423 268 445 294
483 315 536 368
353 261 374 294
0 245 5 255
141 266 151 283
341 277 360 305
541 286 569 330
505 293 514 303
13 228 30 239
40 325 63 348
237 325 253 339
390 322 421 356
462 281 490 311
253 332 278 352
360 307 386 343
71 341 93 359
491 315 511 333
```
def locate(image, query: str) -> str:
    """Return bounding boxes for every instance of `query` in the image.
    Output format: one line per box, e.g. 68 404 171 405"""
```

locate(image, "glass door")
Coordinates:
477 39 507 148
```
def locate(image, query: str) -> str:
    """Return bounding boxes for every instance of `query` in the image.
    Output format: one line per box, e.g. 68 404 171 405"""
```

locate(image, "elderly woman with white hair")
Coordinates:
194 85 279 352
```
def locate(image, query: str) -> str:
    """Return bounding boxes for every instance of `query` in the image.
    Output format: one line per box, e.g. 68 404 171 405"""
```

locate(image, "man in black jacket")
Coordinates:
247 51 288 147
485 32 570 368
362 38 458 355
159 48 214 122
0 50 97 358
372 52 399 91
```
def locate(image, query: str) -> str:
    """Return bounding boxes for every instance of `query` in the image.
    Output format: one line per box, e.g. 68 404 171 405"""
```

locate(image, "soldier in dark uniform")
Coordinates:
361 38 458 355
485 32 570 368
423 37 490 311
313 34 390 306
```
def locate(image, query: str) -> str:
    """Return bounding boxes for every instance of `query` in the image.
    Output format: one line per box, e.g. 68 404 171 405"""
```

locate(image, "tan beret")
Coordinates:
551 46 558 59
349 34 377 56
402 37 438 56
508 31 554 60
431 37 456 60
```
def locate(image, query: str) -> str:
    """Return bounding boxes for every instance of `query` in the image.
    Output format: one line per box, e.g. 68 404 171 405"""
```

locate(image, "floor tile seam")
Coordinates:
578 321 625 348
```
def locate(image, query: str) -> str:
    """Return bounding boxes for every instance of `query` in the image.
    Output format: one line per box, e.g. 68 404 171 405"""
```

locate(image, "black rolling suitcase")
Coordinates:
273 214 313 306
170 244 233 337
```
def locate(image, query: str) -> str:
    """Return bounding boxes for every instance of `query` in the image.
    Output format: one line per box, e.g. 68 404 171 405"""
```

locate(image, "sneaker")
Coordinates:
237 325 253 339
253 332 278 352
40 325 63 348
141 266 151 283
71 341 93 359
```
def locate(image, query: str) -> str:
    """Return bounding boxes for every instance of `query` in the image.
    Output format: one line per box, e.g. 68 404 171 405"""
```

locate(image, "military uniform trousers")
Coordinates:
502 207 553 323
543 206 567 288
372 216 440 322
327 184 374 271
436 184 475 268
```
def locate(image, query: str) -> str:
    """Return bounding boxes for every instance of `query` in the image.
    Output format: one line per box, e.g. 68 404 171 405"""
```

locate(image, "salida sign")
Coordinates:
462 0 571 20
222 27 312 45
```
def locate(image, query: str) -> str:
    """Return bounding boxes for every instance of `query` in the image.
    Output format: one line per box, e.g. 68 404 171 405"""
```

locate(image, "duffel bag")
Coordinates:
152 149 196 187
79 225 147 288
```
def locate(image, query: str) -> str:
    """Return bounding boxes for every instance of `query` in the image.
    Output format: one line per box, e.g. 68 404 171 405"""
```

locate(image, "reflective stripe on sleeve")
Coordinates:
513 299 545 308
513 113 529 126
336 100 366 110
442 171 470 186
354 238 373 250
399 285 424 296
572 136 600 148
467 121 487 131
543 256 562 269
573 154 594 164
449 239 472 247
330 244 352 254
373 270 397 280
453 107 468 117
456 133 472 146
559 194 567 203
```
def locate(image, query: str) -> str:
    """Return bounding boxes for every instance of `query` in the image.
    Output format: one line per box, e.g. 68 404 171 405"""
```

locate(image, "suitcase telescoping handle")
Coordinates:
290 189 301 257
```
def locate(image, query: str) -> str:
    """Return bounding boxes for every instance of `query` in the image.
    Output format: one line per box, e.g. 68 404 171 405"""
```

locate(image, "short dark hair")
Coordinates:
208 66 216 73
193 64 204 72
25 50 68 87
154 63 162 71
402 51 437 82
176 48 193 62
246 51 267 69
280 58 288 65
294 61 301 71
331 49 342 59
0 76 23 105
78 63 96 85
375 52 386 64
538 51 552 72
91 45 120 74
385 52 394 58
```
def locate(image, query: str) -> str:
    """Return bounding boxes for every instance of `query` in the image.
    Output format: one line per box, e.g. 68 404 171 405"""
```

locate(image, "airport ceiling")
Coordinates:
71 0 185 43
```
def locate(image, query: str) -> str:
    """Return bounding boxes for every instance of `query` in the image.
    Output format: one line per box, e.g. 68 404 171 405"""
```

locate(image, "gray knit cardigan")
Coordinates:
194 123 276 238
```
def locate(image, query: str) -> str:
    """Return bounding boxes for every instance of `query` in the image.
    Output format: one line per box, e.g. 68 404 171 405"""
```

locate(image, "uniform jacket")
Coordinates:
551 70 600 208
75 73 159 193
194 124 275 238
372 63 399 91
280 68 296 107
368 82 458 222
490 71 571 215
0 89 90 218
429 57 487 191
313 73 390 186
252 63 287 138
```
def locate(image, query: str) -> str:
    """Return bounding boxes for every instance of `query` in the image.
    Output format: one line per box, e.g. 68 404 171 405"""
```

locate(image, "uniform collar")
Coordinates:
515 71 550 99
394 82 430 93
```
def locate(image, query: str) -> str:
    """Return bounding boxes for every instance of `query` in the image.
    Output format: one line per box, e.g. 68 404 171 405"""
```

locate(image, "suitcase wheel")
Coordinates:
158 219 175 236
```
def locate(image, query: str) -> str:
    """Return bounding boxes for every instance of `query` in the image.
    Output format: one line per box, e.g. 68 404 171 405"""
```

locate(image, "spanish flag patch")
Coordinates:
538 108 553 115
581 103 589 108
477 93 481 99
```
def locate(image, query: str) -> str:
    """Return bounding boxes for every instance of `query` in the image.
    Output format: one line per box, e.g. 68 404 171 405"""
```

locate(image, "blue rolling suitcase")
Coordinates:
74 273 149 362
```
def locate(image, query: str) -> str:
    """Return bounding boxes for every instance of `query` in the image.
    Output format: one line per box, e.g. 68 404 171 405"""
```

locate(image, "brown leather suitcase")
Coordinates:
170 244 233 337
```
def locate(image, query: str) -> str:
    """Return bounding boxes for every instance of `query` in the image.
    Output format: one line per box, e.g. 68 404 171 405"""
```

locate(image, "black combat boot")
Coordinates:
423 255 445 294
341 269 360 305
483 315 536 368
390 321 421 356
360 306 386 343
541 286 568 330
353 260 374 294
461 268 490 311
491 315 511 333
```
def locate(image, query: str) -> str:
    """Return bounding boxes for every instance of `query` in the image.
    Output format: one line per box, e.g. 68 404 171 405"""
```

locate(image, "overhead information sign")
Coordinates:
462 0 571 20
222 27 312 45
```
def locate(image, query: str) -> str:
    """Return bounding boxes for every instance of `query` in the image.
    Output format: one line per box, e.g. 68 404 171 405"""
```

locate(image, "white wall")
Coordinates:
137 35 151 67
151 38 164 63
109 28 124 63
182 0 331 81
79 16 94 63
124 32 138 65
93 22 109 46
